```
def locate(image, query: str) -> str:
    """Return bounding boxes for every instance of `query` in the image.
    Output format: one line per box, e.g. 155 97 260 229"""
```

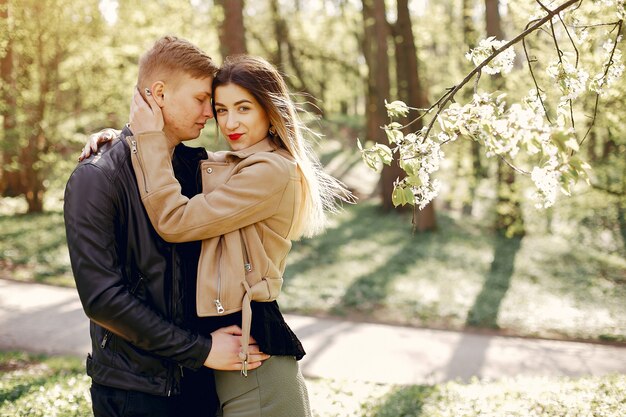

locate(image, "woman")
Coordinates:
123 55 351 416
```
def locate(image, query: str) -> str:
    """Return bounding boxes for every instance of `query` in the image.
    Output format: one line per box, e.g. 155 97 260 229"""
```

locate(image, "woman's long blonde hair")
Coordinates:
212 55 353 238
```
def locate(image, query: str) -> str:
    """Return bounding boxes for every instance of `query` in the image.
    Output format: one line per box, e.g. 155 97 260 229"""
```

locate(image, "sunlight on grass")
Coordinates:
4 351 622 417
1 195 624 341
282 200 626 341
0 211 74 287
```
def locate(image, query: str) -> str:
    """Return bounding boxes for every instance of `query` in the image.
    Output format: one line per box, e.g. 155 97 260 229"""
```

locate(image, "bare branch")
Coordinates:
580 19 623 146
522 19 552 123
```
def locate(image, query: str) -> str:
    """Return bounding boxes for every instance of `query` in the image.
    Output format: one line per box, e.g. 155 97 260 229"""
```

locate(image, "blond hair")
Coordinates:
212 55 353 238
138 35 218 88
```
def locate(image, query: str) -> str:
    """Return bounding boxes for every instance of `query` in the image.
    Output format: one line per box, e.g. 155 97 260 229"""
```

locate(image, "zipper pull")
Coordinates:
101 331 111 349
214 299 225 314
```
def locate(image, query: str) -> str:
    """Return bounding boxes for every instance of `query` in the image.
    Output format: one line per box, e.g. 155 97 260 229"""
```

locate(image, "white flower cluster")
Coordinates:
589 36 624 95
546 55 590 100
465 36 516 75
437 91 585 208
596 0 626 19
395 131 444 209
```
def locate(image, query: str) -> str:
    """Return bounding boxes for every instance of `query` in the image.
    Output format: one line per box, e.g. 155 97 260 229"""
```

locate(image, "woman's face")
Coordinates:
214 83 271 151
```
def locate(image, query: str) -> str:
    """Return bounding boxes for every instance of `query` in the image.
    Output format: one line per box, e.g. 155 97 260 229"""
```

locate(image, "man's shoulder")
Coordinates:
72 132 131 181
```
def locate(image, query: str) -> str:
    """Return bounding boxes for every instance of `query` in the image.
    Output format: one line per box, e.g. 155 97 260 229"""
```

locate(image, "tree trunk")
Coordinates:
462 0 486 215
486 0 524 237
268 0 320 113
215 0 247 58
361 0 395 210
393 0 435 230
0 0 22 198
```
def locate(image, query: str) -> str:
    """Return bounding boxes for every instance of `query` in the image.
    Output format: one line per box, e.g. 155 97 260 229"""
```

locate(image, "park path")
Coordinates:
0 279 624 385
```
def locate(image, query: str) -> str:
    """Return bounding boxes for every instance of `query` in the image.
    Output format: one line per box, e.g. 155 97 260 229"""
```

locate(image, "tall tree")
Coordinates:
392 0 436 230
266 0 320 113
215 0 247 58
361 0 396 210
461 0 487 215
0 0 20 198
485 0 525 237
0 0 105 212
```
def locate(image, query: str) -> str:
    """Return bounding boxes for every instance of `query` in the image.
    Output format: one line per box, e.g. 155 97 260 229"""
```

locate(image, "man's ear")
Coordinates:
150 81 166 107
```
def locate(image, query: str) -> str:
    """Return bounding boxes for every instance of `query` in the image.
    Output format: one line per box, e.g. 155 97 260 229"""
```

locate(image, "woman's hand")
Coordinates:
79 128 119 161
204 325 269 371
129 88 164 135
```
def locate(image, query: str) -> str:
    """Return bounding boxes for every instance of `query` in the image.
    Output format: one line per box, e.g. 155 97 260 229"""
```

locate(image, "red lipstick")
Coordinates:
228 133 242 141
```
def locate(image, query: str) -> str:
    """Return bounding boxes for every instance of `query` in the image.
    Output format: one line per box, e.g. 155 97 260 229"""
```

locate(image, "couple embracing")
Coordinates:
64 35 351 417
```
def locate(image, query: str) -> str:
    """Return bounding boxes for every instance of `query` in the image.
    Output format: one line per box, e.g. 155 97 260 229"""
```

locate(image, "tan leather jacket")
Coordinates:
127 132 304 371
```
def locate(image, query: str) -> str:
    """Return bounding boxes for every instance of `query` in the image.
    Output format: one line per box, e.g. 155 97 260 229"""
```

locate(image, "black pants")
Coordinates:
90 383 177 417
90 369 218 417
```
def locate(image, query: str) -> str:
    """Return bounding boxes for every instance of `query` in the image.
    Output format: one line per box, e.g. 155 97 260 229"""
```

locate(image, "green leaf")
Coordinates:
403 187 416 206
406 174 423 187
385 128 404 144
374 144 393 165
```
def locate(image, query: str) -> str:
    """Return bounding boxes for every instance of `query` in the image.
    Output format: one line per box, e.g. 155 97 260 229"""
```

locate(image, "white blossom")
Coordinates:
531 166 560 208
466 36 515 75
546 56 589 100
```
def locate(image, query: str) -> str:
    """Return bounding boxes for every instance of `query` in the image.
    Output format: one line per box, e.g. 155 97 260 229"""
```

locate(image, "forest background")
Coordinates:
1 0 625 415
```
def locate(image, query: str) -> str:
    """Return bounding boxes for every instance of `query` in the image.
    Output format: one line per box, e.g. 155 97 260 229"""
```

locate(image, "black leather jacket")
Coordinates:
64 127 211 396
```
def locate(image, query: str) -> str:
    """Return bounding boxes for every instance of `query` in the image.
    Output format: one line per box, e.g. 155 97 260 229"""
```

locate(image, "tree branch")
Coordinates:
421 0 581 140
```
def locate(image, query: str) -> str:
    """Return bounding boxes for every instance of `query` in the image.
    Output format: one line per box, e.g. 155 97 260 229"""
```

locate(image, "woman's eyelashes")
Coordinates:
215 106 250 114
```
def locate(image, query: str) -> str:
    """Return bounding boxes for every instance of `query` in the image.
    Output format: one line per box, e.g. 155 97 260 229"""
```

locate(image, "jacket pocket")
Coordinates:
101 273 145 349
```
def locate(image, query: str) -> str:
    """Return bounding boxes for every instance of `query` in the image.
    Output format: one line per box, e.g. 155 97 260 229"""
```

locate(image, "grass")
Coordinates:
0 211 74 287
280 201 626 342
0 198 625 342
0 351 91 417
2 351 624 417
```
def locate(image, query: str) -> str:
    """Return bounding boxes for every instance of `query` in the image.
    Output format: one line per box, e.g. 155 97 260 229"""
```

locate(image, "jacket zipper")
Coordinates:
214 242 225 314
240 232 252 273
171 245 180 322
101 274 145 349
130 139 149 193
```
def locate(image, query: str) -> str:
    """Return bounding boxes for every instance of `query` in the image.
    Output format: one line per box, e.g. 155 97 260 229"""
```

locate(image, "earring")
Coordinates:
268 125 277 136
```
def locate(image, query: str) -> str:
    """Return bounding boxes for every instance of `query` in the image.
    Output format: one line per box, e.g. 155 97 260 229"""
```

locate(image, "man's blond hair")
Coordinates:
138 35 217 88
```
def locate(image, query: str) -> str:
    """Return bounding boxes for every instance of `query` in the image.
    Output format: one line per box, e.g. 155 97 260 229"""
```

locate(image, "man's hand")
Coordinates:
203 325 269 371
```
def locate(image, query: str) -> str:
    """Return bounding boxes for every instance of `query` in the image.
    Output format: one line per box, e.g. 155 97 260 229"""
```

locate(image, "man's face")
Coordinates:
160 73 213 143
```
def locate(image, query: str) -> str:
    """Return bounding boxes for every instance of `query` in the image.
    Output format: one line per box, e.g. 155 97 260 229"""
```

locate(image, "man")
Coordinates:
64 36 266 417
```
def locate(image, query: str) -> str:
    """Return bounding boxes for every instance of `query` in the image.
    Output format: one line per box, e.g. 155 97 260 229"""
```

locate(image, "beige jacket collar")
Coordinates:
224 137 278 160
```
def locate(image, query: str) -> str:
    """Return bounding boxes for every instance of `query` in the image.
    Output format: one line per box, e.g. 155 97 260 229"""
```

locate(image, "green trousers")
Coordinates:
214 356 311 417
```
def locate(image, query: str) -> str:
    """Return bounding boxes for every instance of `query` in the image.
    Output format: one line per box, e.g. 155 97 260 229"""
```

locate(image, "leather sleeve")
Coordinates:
129 132 294 242
64 162 211 370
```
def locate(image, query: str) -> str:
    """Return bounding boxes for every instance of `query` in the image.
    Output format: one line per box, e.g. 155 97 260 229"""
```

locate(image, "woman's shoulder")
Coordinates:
245 148 296 173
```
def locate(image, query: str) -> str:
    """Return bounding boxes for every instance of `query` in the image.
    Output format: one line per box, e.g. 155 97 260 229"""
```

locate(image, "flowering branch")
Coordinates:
422 0 581 141
359 0 625 211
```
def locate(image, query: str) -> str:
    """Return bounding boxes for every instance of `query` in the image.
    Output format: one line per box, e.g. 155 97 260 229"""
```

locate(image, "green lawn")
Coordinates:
1 197 625 342
280 201 626 342
2 351 624 417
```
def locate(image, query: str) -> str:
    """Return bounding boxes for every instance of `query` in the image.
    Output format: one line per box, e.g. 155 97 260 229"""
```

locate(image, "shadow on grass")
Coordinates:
335 229 435 313
365 385 436 417
285 203 417 282
0 211 71 282
466 235 522 328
